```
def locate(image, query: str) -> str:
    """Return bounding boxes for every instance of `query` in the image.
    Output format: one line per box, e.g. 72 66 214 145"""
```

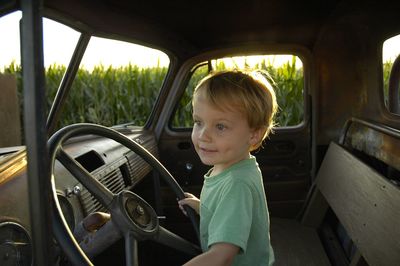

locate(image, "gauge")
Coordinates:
0 221 32 266
57 194 76 231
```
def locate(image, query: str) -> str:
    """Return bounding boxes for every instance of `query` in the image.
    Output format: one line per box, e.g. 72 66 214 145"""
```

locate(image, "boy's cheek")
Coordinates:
191 128 202 142
191 131 197 144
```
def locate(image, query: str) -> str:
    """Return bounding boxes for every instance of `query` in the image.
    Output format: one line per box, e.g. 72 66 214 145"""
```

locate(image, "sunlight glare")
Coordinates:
383 34 400 63
214 55 303 69
0 11 169 70
81 37 169 70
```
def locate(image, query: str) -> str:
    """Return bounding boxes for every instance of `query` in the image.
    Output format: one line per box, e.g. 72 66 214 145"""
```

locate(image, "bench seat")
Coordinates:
269 141 400 266
271 217 330 266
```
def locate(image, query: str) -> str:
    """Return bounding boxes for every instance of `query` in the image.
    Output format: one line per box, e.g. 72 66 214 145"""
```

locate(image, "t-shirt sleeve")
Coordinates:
207 180 253 253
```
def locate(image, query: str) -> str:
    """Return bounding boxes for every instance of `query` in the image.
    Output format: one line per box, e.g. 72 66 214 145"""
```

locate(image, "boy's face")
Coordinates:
191 92 262 176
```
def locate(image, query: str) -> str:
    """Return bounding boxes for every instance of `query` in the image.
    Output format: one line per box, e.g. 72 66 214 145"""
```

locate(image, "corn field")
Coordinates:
3 62 168 129
2 58 392 131
172 57 305 127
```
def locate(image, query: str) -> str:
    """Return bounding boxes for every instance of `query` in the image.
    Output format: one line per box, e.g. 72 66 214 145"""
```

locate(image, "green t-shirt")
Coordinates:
199 156 274 266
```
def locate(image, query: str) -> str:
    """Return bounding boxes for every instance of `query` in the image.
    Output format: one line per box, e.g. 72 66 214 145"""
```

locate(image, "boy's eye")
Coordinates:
216 123 226 131
193 120 202 126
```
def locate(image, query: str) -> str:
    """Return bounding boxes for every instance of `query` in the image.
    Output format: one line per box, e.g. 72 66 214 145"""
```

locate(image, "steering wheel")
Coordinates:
48 123 201 265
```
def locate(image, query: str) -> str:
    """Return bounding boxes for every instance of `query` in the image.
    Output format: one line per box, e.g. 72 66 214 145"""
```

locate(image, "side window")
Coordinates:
171 63 209 127
383 34 400 114
171 55 304 128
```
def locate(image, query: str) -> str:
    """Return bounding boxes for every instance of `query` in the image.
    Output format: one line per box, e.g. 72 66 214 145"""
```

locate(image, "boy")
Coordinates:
179 70 277 265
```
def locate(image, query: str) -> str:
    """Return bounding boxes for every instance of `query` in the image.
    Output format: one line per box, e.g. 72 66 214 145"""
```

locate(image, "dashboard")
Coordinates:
0 127 158 265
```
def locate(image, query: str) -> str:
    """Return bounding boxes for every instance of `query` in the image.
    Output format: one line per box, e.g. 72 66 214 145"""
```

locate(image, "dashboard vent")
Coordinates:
126 153 151 185
79 167 125 215
77 134 159 215
125 136 158 185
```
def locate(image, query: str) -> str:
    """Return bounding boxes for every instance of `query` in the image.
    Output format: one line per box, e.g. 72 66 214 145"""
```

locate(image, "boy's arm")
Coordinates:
183 243 239 266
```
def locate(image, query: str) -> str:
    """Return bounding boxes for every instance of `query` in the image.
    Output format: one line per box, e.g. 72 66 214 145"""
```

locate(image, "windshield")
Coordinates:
0 11 170 141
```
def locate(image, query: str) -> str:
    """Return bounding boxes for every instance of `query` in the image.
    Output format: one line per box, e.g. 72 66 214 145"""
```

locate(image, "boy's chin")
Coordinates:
199 158 214 166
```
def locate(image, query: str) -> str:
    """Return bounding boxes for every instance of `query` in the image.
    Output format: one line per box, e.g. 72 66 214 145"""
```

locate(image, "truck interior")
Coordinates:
0 0 399 265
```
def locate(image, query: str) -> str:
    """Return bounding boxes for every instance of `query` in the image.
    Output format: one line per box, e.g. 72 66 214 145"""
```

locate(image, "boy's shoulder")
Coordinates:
227 159 260 179
224 164 261 189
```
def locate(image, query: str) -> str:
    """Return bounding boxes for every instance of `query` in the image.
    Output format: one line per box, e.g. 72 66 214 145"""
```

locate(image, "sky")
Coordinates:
0 11 170 70
1 11 400 70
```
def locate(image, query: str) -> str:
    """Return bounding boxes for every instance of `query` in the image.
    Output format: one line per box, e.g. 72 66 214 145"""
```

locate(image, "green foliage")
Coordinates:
4 58 391 132
172 56 304 128
2 63 167 130
61 64 166 128
171 64 209 127
266 56 304 127
383 61 393 106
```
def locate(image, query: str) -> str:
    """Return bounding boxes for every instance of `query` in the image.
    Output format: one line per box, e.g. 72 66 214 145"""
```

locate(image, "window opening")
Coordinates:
171 55 304 129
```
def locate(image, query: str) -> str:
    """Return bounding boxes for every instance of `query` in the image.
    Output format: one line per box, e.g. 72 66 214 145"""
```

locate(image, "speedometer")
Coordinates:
0 222 32 266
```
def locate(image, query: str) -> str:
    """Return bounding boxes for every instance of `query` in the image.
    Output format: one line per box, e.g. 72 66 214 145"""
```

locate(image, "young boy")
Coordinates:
179 70 277 266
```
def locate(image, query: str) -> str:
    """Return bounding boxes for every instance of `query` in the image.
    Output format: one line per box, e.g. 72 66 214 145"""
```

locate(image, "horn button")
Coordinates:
123 193 158 232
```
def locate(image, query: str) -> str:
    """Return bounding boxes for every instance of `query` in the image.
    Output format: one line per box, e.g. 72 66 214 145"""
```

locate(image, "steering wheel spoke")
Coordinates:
125 231 139 266
155 226 201 256
57 148 114 207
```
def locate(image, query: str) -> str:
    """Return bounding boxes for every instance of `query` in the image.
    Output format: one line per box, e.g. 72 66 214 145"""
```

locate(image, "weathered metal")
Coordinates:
342 118 400 172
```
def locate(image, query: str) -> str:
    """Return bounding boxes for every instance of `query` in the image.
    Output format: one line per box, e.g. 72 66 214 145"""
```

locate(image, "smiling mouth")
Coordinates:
199 147 217 153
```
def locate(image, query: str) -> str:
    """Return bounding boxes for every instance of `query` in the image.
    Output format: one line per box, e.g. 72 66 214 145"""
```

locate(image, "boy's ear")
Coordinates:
249 128 265 146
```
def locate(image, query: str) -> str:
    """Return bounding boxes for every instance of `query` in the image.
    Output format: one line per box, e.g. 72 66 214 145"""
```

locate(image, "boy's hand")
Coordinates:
178 192 200 215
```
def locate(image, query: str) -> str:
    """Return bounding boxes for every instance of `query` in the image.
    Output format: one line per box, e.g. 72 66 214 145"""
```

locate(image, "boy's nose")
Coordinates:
198 126 211 141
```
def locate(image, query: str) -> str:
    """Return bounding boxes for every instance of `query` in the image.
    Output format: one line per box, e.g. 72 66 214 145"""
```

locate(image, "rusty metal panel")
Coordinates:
342 119 400 172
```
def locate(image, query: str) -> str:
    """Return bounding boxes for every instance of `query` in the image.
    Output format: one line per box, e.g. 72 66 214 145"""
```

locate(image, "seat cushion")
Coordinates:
270 218 330 266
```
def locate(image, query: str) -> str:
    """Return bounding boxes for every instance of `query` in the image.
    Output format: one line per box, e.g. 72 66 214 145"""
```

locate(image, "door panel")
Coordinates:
258 129 311 218
158 125 311 219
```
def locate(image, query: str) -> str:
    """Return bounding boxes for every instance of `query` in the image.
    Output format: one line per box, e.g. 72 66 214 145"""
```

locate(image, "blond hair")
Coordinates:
193 70 278 150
